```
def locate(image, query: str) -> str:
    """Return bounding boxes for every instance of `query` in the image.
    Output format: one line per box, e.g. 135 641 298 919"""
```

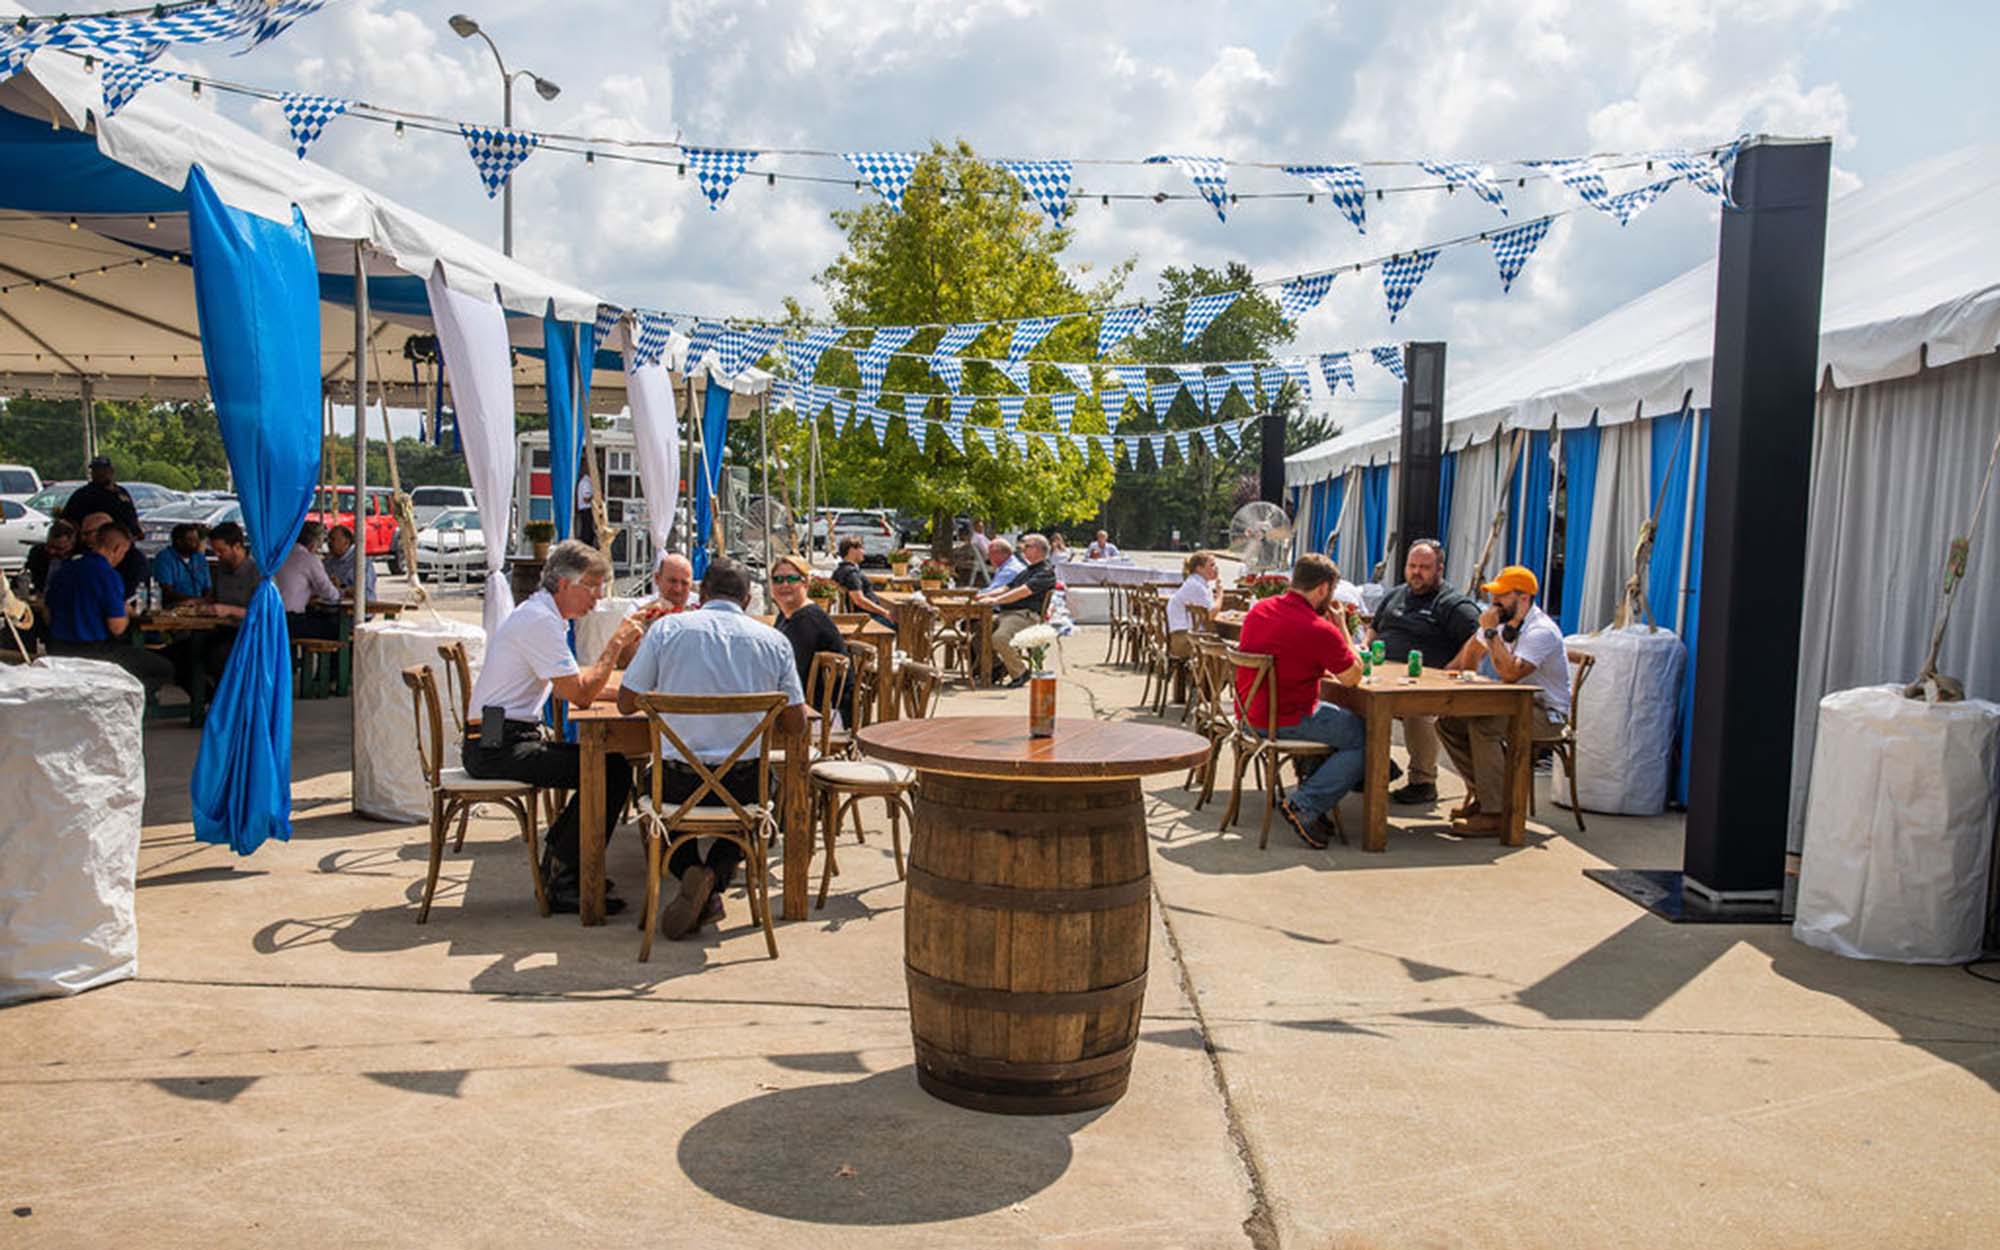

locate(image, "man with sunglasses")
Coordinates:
1366 539 1480 806
461 540 649 915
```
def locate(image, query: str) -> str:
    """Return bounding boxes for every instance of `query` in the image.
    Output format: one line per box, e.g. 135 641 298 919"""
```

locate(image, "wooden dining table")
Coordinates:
760 613 898 724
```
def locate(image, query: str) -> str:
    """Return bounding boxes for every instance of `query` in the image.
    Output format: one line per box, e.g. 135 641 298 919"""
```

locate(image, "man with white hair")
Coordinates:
461 540 648 915
984 532 1058 688
977 536 1024 592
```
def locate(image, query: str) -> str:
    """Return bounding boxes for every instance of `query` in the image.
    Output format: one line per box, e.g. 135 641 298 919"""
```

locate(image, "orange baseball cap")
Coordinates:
1481 565 1539 596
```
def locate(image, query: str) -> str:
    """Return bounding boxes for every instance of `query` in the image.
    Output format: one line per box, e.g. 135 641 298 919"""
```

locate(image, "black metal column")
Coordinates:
1259 407 1287 504
1394 342 1447 578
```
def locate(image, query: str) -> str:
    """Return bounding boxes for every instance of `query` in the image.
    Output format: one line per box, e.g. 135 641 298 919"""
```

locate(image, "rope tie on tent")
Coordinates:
1608 408 1693 634
1905 421 2000 703
1468 429 1527 594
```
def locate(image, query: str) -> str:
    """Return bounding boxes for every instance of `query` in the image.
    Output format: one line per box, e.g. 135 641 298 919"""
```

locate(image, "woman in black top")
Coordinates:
770 554 852 717
831 536 893 628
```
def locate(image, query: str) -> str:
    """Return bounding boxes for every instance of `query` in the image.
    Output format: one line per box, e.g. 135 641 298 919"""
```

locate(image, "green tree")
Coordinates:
793 141 1123 554
0 396 233 489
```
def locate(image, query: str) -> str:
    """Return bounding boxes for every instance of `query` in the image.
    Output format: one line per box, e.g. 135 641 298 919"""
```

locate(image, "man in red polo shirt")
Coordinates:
1236 553 1367 847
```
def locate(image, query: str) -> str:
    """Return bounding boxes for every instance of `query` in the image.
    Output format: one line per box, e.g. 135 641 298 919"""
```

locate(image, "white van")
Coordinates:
0 464 42 506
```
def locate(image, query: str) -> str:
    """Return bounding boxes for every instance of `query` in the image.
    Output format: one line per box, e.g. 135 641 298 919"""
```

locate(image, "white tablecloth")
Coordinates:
353 616 488 823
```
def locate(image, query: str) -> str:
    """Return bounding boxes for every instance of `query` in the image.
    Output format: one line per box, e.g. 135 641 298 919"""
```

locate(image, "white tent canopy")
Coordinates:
1287 142 2000 485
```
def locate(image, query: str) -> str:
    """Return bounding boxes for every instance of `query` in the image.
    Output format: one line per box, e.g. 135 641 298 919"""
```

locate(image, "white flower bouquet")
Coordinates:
1011 623 1059 675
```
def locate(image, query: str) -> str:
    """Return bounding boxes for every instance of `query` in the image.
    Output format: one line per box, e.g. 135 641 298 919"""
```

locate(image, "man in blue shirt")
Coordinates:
322 523 376 600
151 522 212 606
46 520 174 697
619 556 806 941
979 537 1025 592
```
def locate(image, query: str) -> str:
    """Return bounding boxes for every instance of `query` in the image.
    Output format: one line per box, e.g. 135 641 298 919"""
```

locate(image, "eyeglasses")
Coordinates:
770 574 805 585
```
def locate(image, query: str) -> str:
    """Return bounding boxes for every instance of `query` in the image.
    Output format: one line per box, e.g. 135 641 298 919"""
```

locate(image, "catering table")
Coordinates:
1050 561 1171 588
1210 608 1247 639
857 716 1208 1114
567 689 813 926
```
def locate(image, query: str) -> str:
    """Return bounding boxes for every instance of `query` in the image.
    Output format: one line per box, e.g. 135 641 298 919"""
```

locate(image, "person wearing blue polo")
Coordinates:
151 522 212 606
47 519 174 696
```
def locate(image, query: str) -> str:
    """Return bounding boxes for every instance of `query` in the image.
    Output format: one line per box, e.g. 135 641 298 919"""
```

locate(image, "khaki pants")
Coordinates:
1437 710 1566 811
1167 629 1193 659
992 608 1042 679
1400 715 1440 786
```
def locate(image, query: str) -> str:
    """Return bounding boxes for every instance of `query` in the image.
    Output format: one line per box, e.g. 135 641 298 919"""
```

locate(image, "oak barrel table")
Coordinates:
856 716 1209 1115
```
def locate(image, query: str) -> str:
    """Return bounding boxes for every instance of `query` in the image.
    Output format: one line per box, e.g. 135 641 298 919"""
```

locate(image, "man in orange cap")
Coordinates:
1437 565 1571 834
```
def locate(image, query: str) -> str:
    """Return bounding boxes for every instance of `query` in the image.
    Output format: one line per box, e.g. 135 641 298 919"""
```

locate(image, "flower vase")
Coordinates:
1028 673 1057 737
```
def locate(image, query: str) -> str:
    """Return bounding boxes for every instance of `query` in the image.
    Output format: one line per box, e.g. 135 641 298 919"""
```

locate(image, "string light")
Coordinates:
146 214 156 229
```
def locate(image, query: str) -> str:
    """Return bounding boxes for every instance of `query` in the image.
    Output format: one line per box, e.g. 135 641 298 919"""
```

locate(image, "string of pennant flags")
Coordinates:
0 1 333 77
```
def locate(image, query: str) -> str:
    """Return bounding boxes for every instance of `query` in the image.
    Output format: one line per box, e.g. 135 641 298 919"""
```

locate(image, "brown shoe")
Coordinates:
1448 798 1483 821
659 866 716 940
1450 812 1504 837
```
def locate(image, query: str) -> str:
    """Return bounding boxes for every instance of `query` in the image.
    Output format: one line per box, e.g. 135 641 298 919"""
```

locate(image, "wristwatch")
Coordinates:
1482 627 1499 640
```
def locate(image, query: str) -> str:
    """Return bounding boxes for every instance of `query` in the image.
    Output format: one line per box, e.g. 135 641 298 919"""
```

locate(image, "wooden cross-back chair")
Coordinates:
805 649 853 759
896 660 943 720
440 639 565 832
1221 647 1344 848
846 639 879 732
1184 635 1237 807
400 664 548 923
631 691 788 962
1536 649 1598 831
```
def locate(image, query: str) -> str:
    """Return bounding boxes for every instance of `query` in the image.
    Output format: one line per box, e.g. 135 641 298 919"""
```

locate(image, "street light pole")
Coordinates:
449 14 559 257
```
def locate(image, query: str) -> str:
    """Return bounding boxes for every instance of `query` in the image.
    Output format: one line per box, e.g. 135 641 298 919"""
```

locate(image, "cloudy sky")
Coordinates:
160 0 1998 420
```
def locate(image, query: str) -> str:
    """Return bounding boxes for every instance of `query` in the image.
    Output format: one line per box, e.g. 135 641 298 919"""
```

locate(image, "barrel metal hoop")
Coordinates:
906 864 1152 914
904 964 1148 1014
911 797 1142 836
913 1036 1139 1083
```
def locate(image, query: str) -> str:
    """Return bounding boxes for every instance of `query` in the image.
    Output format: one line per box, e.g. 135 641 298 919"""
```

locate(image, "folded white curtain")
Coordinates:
1577 420 1650 632
623 351 681 568
424 269 518 636
1444 438 1500 592
1336 466 1366 580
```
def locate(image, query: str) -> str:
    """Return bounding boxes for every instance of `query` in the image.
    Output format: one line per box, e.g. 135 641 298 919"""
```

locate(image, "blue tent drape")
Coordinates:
1673 419 1712 804
1362 463 1390 577
183 167 320 856
1559 425 1601 634
1436 449 1457 545
692 379 731 579
542 316 586 541
1646 410 1695 629
1508 430 1554 585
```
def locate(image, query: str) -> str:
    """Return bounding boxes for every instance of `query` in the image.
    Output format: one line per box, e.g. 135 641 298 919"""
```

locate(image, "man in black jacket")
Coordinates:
1366 539 1480 805
986 533 1057 688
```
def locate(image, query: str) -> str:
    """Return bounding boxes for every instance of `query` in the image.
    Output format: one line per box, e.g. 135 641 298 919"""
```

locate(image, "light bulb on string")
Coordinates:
394 119 404 139
146 214 156 229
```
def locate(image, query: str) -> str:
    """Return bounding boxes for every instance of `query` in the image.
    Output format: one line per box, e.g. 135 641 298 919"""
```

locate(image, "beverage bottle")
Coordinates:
1407 651 1423 677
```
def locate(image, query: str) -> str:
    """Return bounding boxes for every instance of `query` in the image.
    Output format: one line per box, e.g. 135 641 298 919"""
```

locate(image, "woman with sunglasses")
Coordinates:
769 553 851 721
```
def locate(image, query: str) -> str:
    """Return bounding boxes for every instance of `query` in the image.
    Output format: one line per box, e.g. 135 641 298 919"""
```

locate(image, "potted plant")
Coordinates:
523 519 556 561
887 548 913 577
1248 572 1290 600
1009 623 1061 736
808 578 841 608
918 557 952 590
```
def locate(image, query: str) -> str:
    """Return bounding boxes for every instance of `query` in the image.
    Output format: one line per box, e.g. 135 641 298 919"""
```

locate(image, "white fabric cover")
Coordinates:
0 658 144 1003
1444 437 1500 592
1053 563 1171 587
352 617 487 823
1792 685 2000 964
1576 422 1650 633
1555 626 1686 816
624 354 682 560
575 596 642 668
426 271 520 637
1063 586 1111 624
1335 466 1366 575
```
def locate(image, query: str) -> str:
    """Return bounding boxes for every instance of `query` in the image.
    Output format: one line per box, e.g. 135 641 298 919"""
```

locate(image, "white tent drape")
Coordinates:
1336 466 1366 579
1446 439 1501 591
1378 467 1402 585
1787 351 2000 847
1577 422 1650 632
624 353 682 567
424 270 518 636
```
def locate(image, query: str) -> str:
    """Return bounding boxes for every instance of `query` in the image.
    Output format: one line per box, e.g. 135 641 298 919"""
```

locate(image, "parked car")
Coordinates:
307 485 402 572
22 479 188 538
0 499 51 572
22 481 79 518
408 485 476 530
133 498 243 563
415 508 484 579
830 509 898 565
0 464 42 506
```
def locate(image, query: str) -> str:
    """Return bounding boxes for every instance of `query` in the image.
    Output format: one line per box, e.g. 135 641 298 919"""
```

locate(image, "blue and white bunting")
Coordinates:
1101 391 1127 425
843 151 919 211
239 0 330 52
785 325 846 380
1181 290 1241 345
1150 434 1169 464
633 312 675 367
1035 432 1061 459
459 124 539 197
590 304 624 357
1370 344 1407 382
869 408 892 444
1150 381 1182 413
1601 180 1674 226
1146 153 1230 221
143 3 255 47
857 325 915 401
949 394 976 425
997 394 1025 431
1320 352 1355 392
1053 362 1094 392
1282 163 1367 234
1094 435 1117 464
1223 363 1258 404
279 92 348 159
1174 366 1210 415
928 321 986 392
682 147 759 211
682 321 723 368
829 397 853 429
997 159 1073 225
1488 219 1551 292
1008 315 1063 362
1656 147 1728 200
1277 272 1336 325
718 324 784 378
975 426 1000 455
1260 365 1289 401
1000 360 1034 392
1109 365 1150 393
1009 430 1030 456
100 63 176 118
1095 304 1151 357
1532 157 1609 211
1280 357 1312 396
1380 249 1440 322
1417 159 1508 215
1049 392 1076 434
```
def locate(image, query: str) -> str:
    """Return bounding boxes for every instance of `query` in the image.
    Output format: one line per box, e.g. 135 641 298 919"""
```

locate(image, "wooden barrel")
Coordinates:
904 774 1151 1114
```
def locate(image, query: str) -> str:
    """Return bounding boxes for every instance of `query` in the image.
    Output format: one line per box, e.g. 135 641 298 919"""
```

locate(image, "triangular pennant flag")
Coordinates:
1280 357 1312 396
460 124 539 198
1146 153 1230 222
1601 180 1674 226
1118 436 1135 465
590 304 625 358
1320 351 1355 392
1053 362 1093 391
843 151 919 211
1380 249 1440 322
1260 365 1289 402
996 159 1073 225
633 312 675 367
1110 365 1150 392
975 424 1002 455
1417 159 1508 214
869 408 892 444
238 0 330 51
683 321 723 368
1370 344 1407 382
1488 218 1551 292
1008 315 1063 362
1095 304 1151 357
1101 390 1127 426
1175 431 1194 458
949 393 976 425
1150 380 1183 413
1282 163 1367 233
930 321 986 391
1190 425 1212 455
1278 272 1336 325
1656 147 1728 200
718 325 784 378
786 325 846 380
1150 434 1169 464
1531 157 1610 211
858 325 916 400
831 397 854 430
279 91 348 159
1035 432 1062 458
997 394 1025 431
1095 434 1117 464
1181 290 1240 345
1049 392 1076 434
1009 430 1031 455
134 3 254 48
100 63 176 118
1001 359 1034 392
1223 363 1258 404
682 146 759 211
930 353 965 393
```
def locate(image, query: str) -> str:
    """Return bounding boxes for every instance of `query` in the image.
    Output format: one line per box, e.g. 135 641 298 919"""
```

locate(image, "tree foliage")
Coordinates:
0 396 232 488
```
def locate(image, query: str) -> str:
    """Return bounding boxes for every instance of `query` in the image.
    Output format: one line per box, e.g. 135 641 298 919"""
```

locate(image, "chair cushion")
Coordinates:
438 767 534 794
810 759 915 788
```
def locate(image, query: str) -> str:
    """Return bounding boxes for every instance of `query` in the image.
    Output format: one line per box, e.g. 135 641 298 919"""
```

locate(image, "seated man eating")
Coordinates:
1437 566 1572 835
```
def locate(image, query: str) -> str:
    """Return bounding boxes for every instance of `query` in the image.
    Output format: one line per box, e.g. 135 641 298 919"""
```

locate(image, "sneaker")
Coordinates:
659 866 716 940
698 892 725 926
1277 797 1328 850
544 867 627 917
1390 782 1438 805
1450 812 1504 837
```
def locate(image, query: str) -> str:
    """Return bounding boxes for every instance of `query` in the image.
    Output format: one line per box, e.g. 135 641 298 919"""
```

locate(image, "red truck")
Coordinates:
307 485 402 573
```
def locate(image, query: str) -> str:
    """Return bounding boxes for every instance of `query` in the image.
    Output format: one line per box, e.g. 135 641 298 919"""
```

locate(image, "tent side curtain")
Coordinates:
427 269 520 634
1362 464 1391 581
1507 429 1554 587
182 165 321 857
1437 449 1457 547
1559 425 1601 634
543 316 584 540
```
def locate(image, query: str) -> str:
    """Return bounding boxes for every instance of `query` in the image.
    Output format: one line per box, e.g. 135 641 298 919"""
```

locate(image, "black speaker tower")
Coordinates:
1394 342 1447 581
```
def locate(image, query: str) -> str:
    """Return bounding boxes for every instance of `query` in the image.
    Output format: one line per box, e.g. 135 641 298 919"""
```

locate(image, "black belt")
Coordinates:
466 719 545 750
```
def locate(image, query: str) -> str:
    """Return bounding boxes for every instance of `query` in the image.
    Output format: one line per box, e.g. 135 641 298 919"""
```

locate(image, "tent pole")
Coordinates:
808 411 820 564
80 376 95 461
351 243 369 807
758 392 773 572
1675 410 1703 636
576 326 611 565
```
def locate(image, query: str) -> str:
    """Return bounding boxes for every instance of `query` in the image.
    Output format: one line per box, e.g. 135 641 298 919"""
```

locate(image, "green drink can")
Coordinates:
1370 639 1386 664
1407 651 1423 677
1361 654 1373 677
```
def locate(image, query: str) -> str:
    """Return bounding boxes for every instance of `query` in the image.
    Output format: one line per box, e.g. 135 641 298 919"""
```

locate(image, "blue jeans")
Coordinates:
1269 702 1366 821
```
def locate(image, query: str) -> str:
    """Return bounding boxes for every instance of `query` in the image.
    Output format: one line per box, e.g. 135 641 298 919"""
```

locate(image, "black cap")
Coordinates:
87 454 112 469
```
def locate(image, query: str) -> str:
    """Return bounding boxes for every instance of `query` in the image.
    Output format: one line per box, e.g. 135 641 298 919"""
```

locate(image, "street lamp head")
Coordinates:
532 75 561 101
447 13 480 38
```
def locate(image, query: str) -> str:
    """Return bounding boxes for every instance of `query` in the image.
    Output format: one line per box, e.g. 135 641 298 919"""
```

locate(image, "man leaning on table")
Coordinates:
1235 553 1366 850
462 540 649 915
618 557 806 941
980 532 1058 688
1436 565 1570 836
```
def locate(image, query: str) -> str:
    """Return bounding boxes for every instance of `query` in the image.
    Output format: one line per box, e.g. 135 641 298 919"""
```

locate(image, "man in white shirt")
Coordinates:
1437 566 1572 835
1086 530 1121 561
619 557 806 940
276 521 343 639
1166 549 1218 657
462 540 648 914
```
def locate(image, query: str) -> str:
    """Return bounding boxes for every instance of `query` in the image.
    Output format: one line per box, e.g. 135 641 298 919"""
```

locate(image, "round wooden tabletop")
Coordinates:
857 716 1209 780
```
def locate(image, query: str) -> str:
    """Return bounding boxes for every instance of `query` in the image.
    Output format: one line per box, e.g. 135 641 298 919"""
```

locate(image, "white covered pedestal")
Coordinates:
1793 684 2000 964
353 616 487 823
1555 625 1687 817
575 596 643 666
0 658 145 1003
